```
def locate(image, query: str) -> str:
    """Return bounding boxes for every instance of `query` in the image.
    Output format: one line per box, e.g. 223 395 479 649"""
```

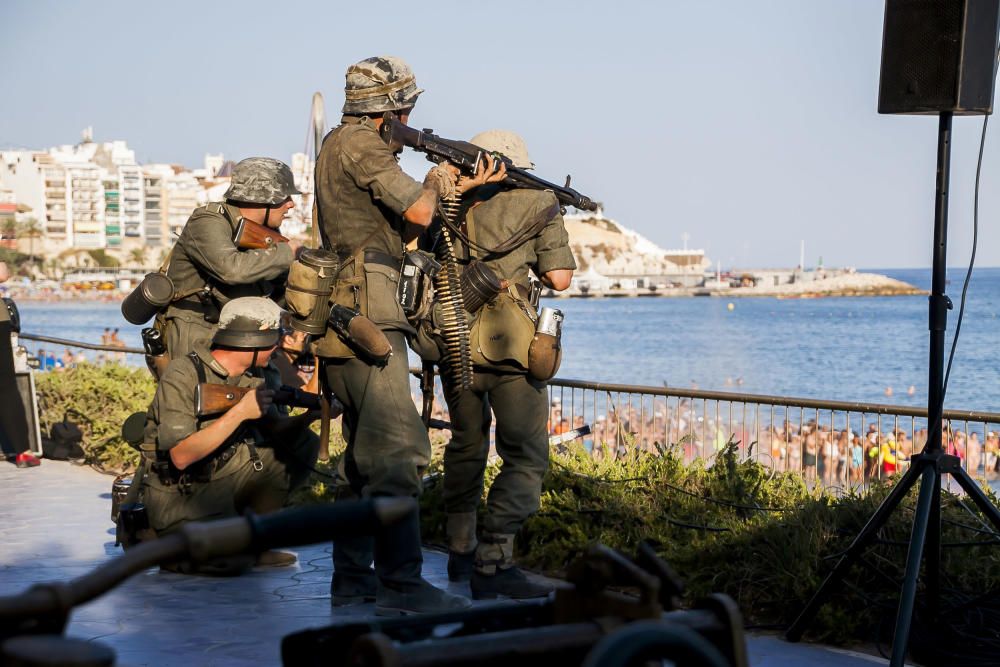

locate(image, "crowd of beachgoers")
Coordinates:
541 397 999 487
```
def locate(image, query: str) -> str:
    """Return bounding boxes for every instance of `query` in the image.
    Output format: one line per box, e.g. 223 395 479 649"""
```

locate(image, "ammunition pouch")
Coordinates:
470 287 537 370
313 269 364 359
286 249 340 335
313 249 404 360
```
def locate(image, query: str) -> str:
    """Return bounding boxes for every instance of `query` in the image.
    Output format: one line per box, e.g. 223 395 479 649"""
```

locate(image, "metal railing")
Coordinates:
17 329 1000 494
544 378 1000 491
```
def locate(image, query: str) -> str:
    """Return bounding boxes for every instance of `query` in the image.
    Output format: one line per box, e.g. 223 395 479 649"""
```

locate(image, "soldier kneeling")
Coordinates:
141 297 320 575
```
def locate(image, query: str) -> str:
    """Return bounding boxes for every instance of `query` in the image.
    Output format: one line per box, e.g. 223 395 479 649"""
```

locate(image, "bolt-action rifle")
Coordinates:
233 217 290 250
379 116 600 213
195 384 320 417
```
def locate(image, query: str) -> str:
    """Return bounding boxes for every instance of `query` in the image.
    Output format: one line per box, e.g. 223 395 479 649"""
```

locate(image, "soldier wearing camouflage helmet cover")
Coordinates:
314 55 505 615
158 157 301 362
140 297 320 575
436 130 575 600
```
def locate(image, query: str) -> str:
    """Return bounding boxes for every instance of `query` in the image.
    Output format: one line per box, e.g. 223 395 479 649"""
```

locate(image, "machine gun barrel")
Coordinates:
381 118 599 212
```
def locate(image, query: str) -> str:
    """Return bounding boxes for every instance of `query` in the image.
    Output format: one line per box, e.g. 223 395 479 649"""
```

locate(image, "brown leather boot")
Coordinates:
256 550 297 567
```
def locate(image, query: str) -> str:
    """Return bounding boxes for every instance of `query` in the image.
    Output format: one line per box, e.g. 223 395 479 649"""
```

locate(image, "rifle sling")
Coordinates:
444 201 558 259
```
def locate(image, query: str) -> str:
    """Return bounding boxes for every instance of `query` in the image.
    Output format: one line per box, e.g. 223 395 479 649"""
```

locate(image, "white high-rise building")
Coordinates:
142 165 169 247
65 161 104 248
164 169 204 239
119 165 144 240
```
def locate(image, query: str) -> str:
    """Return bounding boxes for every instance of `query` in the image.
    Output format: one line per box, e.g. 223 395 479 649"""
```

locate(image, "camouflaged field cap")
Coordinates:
224 157 302 206
212 297 284 349
342 56 424 115
470 130 534 170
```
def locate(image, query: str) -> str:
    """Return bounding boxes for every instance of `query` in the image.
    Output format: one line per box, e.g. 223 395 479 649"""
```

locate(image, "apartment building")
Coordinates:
65 162 104 248
142 166 166 247
164 169 203 239
119 165 143 239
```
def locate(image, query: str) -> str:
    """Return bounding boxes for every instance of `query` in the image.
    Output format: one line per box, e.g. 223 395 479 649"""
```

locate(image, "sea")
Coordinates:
11 267 1000 414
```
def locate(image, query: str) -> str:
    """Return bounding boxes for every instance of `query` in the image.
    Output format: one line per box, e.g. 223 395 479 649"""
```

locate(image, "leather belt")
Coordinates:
363 249 401 270
336 249 401 271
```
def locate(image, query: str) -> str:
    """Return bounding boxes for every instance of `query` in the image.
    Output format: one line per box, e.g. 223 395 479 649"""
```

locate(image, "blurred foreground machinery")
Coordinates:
0 499 414 667
282 542 749 667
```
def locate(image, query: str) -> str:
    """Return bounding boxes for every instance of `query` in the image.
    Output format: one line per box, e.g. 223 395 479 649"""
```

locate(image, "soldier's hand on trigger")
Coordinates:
236 388 275 421
457 153 507 194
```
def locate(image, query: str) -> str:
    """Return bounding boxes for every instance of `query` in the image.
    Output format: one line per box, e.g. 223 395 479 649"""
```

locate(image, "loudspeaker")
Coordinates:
879 0 1000 115
15 372 43 455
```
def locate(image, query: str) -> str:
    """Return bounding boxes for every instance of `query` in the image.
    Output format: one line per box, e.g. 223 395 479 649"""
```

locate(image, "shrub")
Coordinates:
34 364 154 470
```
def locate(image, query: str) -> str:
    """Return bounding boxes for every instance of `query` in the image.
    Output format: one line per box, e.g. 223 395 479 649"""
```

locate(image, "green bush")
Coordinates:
35 365 1000 644
34 364 154 470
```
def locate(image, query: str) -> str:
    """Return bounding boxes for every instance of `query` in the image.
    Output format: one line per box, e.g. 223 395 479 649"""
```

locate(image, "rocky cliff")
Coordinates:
564 213 706 276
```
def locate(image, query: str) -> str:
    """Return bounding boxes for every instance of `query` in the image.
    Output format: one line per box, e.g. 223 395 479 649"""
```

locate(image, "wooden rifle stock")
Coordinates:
195 383 321 417
233 218 290 250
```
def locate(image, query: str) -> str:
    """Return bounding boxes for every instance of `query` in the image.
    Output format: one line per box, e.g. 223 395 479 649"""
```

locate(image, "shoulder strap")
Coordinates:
187 352 207 384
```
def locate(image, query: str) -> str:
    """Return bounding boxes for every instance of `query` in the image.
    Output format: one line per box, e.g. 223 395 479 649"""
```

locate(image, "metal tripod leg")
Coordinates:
786 460 924 642
888 465 937 667
950 465 1000 532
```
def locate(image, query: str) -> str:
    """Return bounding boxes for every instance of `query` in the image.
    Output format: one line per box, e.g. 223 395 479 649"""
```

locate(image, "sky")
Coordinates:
2 0 999 269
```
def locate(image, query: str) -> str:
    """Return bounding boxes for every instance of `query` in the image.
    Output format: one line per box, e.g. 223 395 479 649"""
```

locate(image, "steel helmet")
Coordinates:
342 56 423 115
223 157 302 206
470 130 534 170
212 297 283 349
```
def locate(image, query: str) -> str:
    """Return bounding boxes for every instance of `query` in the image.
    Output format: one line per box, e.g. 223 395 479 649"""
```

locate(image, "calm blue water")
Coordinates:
12 267 1000 413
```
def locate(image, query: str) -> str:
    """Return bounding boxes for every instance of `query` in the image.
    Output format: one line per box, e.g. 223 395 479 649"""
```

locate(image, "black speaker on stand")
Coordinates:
786 2 1000 665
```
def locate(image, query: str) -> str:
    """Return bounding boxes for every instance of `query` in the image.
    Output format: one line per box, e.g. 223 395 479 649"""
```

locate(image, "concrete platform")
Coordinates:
0 461 901 666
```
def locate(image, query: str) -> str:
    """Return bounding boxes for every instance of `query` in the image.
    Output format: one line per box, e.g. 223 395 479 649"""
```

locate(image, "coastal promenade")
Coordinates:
1 461 905 666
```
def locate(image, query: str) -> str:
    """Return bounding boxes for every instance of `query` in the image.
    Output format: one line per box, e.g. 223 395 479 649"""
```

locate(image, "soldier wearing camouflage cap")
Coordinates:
140 297 320 575
437 130 576 600
313 55 505 615
156 157 299 363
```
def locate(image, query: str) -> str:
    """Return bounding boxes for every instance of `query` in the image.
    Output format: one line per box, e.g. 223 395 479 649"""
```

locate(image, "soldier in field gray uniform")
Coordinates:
439 130 576 599
159 158 299 361
142 297 319 574
313 55 504 615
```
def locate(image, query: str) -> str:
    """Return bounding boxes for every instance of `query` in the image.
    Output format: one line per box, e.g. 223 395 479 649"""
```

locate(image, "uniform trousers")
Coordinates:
442 370 549 535
323 331 431 589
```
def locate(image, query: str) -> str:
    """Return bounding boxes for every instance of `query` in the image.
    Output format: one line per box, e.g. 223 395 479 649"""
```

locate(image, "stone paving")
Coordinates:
0 461 900 666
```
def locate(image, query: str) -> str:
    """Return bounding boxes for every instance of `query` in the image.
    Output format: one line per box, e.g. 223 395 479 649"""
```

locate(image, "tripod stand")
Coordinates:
786 112 1000 667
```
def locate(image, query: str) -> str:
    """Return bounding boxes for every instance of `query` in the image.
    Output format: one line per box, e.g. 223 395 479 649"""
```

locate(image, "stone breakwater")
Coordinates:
740 273 927 298
736 272 925 298
550 272 925 298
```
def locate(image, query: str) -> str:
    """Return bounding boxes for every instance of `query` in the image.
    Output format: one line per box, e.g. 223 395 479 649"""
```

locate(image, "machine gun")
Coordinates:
281 542 748 667
232 217 290 250
0 499 415 666
195 383 320 417
379 116 599 213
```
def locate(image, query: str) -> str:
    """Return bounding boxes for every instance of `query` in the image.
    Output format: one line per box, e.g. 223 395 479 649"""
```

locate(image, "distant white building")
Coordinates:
0 131 314 257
